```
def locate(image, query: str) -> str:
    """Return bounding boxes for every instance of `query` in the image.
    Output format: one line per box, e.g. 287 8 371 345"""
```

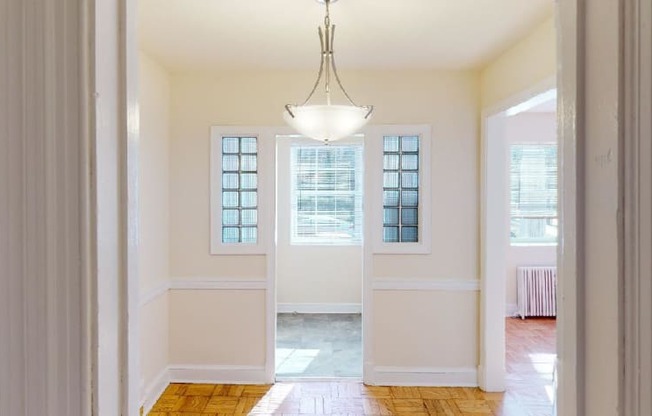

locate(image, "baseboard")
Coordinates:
141 367 170 415
506 303 519 317
167 365 268 384
277 303 362 314
372 366 478 387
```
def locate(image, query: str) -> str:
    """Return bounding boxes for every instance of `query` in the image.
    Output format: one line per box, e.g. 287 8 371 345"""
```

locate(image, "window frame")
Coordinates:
508 142 559 247
365 124 432 254
288 136 365 246
210 126 274 255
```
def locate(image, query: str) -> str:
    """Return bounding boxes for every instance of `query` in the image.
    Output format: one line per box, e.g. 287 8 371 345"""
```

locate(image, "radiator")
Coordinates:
517 266 557 319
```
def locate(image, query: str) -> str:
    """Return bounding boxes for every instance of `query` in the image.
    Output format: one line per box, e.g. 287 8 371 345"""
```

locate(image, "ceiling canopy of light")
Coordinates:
283 0 374 143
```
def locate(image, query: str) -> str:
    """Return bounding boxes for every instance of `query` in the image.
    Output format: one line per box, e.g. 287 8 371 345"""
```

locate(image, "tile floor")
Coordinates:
148 317 556 415
276 313 362 379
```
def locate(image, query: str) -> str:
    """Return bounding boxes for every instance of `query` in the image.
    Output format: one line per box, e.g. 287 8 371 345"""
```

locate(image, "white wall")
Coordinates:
504 112 557 312
138 52 171 408
276 138 362 309
168 69 481 380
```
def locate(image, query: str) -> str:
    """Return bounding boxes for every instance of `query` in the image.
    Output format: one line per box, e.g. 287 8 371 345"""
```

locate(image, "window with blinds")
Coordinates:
221 136 258 244
510 144 558 245
382 135 419 243
290 144 363 245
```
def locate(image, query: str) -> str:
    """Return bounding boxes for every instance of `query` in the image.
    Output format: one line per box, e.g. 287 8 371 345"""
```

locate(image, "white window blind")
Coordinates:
510 144 558 244
291 144 363 245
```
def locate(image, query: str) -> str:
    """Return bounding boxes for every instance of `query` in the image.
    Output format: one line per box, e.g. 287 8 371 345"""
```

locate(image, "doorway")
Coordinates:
274 135 364 380
482 84 558 414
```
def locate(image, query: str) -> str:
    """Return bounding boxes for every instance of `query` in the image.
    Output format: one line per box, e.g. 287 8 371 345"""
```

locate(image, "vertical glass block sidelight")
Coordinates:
382 135 419 243
221 136 258 244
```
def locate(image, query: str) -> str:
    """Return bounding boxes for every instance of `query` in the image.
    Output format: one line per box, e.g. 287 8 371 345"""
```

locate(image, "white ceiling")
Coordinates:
139 0 553 72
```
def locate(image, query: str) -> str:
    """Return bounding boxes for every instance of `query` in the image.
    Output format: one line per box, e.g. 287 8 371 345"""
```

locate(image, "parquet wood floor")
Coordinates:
149 317 555 416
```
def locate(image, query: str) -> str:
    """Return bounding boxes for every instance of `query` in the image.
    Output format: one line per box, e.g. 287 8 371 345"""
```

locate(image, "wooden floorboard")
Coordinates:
148 317 555 415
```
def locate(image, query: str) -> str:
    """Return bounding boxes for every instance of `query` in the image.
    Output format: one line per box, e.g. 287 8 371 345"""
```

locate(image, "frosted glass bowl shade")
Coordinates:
283 104 372 142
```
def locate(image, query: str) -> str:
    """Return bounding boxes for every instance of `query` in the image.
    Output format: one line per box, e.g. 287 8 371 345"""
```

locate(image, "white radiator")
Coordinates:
517 266 557 319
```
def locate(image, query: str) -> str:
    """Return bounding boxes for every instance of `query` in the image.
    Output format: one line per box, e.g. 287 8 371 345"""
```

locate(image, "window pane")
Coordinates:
220 136 258 244
401 172 419 188
222 137 239 154
510 144 558 244
241 191 257 208
222 173 239 190
291 144 363 245
222 209 239 226
222 155 239 171
383 135 420 243
240 173 257 189
223 191 239 208
383 190 400 207
401 226 418 242
384 208 399 226
384 154 400 170
241 155 257 171
401 136 419 152
241 209 257 226
383 172 399 188
241 227 257 243
401 154 419 170
240 137 257 153
401 190 418 207
383 227 399 242
222 227 240 243
384 136 399 152
401 208 418 226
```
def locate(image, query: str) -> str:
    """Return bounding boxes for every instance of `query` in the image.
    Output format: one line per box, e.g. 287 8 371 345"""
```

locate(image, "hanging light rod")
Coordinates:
283 0 374 143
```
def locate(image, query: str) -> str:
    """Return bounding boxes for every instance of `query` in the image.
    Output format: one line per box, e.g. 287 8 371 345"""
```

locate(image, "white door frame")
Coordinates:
113 0 640 414
479 77 557 392
271 132 368 382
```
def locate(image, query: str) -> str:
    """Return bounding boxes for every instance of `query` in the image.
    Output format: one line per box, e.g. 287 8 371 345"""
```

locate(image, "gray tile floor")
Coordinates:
275 313 362 379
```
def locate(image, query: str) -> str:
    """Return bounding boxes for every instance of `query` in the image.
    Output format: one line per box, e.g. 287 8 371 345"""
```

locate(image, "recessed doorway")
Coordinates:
274 135 364 380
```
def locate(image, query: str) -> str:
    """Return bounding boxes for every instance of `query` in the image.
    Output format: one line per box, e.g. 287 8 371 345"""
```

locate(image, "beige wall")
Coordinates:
169 290 267 365
168 69 481 375
374 291 478 367
481 16 556 110
138 52 171 402
170 70 480 281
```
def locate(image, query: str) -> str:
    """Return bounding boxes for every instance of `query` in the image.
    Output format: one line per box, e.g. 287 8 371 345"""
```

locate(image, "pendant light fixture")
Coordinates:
283 0 374 143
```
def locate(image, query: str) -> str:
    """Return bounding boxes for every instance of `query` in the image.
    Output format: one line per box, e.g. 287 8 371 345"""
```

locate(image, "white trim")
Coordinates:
140 367 170 416
170 278 267 291
209 126 276 256
373 279 480 291
480 79 557 393
139 282 170 307
277 303 362 314
506 303 519 317
557 0 582 414
372 366 478 387
168 365 268 385
363 124 433 255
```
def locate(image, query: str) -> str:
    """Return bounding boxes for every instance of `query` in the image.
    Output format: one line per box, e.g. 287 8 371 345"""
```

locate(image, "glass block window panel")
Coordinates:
510 144 558 245
291 144 363 245
221 136 258 244
383 135 420 243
